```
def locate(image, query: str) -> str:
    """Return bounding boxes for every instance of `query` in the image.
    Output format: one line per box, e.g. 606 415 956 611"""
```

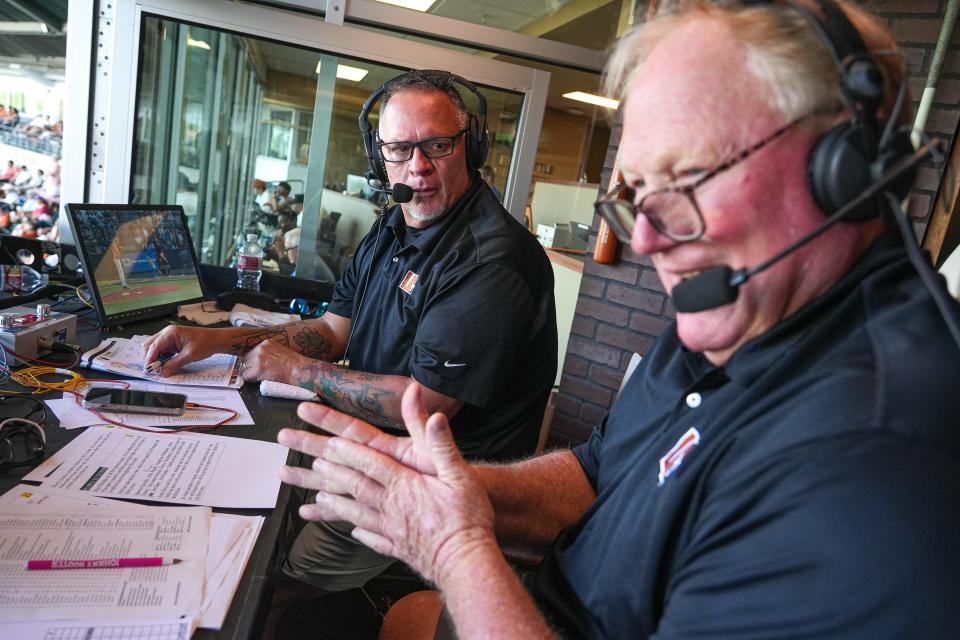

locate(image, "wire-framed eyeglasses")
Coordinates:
594 115 811 244
380 130 468 163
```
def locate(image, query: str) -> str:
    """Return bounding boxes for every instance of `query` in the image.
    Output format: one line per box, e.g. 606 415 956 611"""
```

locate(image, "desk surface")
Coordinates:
0 301 306 640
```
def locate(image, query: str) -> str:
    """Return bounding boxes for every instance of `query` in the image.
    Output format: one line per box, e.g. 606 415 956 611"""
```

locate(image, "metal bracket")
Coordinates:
325 0 345 25
87 0 117 201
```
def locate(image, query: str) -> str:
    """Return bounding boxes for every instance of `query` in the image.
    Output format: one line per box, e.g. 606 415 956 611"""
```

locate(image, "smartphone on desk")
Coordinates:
82 389 188 416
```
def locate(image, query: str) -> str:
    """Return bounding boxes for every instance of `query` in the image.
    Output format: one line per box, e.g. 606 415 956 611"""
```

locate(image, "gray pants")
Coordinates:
283 519 396 591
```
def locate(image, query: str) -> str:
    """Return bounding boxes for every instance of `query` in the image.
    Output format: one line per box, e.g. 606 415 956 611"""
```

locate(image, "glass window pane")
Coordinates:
131 16 526 283
342 21 613 229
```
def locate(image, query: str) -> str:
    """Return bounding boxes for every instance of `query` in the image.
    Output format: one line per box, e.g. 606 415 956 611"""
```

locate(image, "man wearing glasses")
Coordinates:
278 2 960 638
144 71 557 594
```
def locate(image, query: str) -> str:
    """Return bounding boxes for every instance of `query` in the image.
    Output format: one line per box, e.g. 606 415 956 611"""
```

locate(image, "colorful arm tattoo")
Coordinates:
292 325 335 359
296 362 403 430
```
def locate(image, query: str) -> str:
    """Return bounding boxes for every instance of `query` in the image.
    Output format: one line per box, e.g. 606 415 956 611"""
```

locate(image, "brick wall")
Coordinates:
549 0 960 446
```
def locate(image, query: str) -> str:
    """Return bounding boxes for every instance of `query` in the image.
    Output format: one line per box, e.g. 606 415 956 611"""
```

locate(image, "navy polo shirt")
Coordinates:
327 176 557 461
533 230 960 638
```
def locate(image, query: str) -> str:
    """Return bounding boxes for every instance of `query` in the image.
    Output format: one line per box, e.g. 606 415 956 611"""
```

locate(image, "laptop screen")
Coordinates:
64 204 205 326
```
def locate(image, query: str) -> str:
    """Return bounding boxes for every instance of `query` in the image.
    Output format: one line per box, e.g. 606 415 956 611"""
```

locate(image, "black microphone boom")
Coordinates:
671 140 943 314
671 265 740 313
391 183 413 204
365 172 414 204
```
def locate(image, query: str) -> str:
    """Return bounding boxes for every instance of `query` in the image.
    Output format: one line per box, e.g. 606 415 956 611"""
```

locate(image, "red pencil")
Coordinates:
26 557 181 570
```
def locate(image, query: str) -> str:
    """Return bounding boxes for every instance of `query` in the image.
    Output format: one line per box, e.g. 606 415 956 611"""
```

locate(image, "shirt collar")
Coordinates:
708 229 904 386
385 172 482 252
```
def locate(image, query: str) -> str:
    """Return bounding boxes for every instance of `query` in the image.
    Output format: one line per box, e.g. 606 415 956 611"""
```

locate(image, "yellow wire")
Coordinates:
63 284 94 308
8 366 88 395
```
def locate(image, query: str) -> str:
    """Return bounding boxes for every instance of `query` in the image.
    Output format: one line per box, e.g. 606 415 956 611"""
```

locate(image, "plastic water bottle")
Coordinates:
0 264 49 293
237 234 263 291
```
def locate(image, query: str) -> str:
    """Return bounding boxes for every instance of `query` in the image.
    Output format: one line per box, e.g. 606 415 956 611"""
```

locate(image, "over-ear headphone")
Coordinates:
0 418 46 470
358 69 489 185
769 0 915 220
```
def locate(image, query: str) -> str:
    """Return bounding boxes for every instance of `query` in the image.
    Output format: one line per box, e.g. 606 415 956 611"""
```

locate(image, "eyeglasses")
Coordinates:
380 130 468 163
594 115 809 243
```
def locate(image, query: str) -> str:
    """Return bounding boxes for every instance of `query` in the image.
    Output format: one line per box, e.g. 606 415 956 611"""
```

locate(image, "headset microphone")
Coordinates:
672 139 943 314
364 174 414 204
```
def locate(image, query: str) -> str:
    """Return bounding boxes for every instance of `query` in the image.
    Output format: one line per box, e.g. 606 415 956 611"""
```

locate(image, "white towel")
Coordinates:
259 380 319 401
229 303 299 327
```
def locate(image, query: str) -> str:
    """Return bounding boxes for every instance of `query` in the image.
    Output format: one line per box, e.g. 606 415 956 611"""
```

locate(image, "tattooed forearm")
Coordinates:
227 327 290 355
292 326 335 359
296 362 404 430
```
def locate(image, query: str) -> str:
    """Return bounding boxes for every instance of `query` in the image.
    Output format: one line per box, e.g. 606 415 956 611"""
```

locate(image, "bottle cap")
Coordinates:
246 233 258 241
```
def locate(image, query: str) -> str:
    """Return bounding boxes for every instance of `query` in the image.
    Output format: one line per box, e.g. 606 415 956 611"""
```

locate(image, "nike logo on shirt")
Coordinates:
444 360 467 367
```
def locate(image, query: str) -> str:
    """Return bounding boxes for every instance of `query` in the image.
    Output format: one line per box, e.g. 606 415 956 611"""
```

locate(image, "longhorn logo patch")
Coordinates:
399 270 419 294
658 427 701 486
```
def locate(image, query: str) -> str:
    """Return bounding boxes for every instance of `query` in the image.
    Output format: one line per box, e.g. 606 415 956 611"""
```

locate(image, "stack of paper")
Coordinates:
0 617 196 640
0 502 207 636
81 335 244 389
0 485 264 631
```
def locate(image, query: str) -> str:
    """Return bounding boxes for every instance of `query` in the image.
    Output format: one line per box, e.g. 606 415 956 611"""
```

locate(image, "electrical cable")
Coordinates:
0 393 48 424
1 345 81 371
0 339 9 385
47 285 93 309
885 191 960 349
0 417 46 470
0 417 45 445
83 401 240 434
5 364 86 395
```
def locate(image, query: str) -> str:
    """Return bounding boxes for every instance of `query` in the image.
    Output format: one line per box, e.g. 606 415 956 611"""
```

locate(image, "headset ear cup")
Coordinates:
476 115 489 169
808 122 878 221
28 432 44 455
464 114 486 171
465 113 488 171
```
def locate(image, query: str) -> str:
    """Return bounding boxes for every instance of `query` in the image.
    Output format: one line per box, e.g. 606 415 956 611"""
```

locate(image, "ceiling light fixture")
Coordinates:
0 21 48 34
315 61 369 82
562 91 620 110
186 37 211 50
374 0 437 11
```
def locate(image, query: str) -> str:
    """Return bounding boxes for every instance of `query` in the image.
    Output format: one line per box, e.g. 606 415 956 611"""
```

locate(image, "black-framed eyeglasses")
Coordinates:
594 115 810 243
380 130 468 163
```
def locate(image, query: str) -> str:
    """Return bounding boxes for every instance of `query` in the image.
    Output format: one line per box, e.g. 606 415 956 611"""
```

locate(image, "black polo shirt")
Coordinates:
327 176 557 461
533 230 960 638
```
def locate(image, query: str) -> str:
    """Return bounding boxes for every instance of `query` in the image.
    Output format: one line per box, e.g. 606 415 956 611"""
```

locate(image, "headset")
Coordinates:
358 69 490 186
342 71 490 363
766 0 916 220
673 0 960 352
0 417 46 470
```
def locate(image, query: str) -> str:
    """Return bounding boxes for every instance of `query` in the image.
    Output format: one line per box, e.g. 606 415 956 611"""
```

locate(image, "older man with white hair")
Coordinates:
277 1 960 638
